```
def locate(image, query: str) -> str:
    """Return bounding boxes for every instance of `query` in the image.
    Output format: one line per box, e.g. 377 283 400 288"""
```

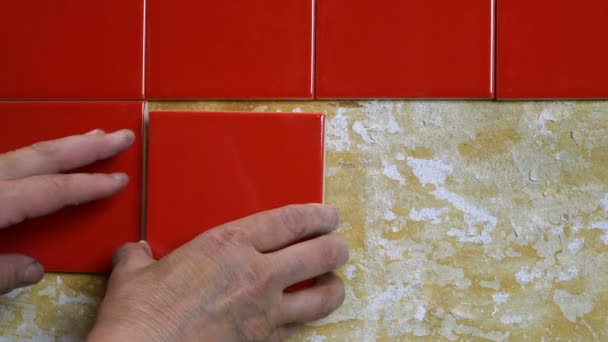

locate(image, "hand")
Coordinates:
0 129 135 294
89 204 349 341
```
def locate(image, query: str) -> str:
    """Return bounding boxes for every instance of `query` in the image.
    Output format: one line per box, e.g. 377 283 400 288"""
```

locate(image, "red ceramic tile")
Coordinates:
145 0 313 99
315 0 494 99
146 111 325 259
0 1 144 100
0 102 143 273
497 0 608 99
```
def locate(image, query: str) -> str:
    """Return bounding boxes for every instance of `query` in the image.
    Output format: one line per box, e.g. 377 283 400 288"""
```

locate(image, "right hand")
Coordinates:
88 204 349 341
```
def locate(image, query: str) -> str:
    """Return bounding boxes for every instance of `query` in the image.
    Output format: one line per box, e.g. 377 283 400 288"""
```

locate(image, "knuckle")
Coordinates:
277 205 307 239
317 282 343 318
41 176 69 195
241 262 272 297
0 184 25 228
0 266 17 295
29 140 58 156
238 316 274 341
204 225 248 249
318 237 345 269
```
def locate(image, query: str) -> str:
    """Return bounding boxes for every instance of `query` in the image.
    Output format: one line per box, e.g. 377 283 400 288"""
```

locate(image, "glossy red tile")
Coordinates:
146 111 325 259
145 0 313 99
497 0 608 99
0 102 143 273
315 0 494 99
0 1 144 100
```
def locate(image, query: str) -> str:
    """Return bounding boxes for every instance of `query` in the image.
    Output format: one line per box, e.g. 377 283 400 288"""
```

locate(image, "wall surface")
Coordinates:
1 101 607 341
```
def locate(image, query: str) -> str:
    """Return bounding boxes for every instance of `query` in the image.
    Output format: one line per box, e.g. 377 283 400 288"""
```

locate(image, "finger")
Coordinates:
0 254 45 294
0 173 128 229
0 129 135 181
109 241 155 287
226 204 339 253
112 241 155 271
271 234 349 288
279 273 345 324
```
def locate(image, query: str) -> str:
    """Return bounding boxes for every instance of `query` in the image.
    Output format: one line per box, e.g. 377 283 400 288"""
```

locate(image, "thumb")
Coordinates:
112 241 155 274
0 254 44 294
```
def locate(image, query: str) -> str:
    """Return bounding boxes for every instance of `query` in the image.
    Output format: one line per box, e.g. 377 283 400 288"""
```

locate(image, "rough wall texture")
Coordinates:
1 101 607 341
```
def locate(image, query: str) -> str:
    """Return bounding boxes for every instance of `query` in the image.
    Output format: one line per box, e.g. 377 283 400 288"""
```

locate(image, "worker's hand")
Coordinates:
89 204 348 342
0 129 135 294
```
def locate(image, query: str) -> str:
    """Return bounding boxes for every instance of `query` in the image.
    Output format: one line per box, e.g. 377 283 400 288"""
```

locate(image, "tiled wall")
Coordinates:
2 0 607 100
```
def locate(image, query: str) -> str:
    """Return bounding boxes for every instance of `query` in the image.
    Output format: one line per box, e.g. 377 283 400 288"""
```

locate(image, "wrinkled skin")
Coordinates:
0 129 349 341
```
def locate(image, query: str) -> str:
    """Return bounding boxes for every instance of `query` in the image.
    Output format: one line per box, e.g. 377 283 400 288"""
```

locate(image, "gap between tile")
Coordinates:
141 102 150 240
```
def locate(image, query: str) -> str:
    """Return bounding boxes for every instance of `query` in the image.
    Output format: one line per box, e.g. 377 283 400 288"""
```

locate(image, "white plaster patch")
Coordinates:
382 162 406 185
492 292 510 305
414 305 427 321
407 157 453 187
376 238 404 260
384 209 397 221
366 284 410 320
600 194 608 211
395 152 405 161
58 292 98 306
326 108 351 152
344 265 357 280
409 207 447 224
557 265 579 282
3 286 32 299
554 289 594 323
538 108 555 137
306 332 327 342
479 280 501 290
37 286 57 298
291 107 302 113
447 228 493 245
515 266 543 285
500 315 523 325
590 221 608 245
432 187 498 245
388 115 403 134
567 238 584 252
352 121 373 143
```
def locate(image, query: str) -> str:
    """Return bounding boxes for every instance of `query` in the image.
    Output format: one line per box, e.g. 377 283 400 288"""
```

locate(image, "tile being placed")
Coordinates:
315 0 494 99
0 1 144 100
146 111 325 259
0 102 144 273
497 0 608 98
145 0 313 99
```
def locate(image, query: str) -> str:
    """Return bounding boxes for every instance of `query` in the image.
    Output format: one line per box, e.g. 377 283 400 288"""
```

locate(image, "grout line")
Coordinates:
492 0 497 99
311 0 316 99
140 101 150 240
141 0 147 97
322 114 327 204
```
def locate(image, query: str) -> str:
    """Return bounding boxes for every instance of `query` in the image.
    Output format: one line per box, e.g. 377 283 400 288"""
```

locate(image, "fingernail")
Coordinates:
108 129 135 143
24 260 44 284
85 129 105 136
110 173 129 184
330 207 341 226
138 240 153 257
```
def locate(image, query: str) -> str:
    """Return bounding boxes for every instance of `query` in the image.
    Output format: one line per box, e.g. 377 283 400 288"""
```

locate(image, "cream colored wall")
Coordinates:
1 101 607 341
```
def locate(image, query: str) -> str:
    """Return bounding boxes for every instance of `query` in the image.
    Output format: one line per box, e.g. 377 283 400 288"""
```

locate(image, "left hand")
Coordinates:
0 129 135 294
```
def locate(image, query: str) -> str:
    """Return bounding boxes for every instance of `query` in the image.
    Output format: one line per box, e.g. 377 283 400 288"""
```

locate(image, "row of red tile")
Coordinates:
0 102 324 273
1 1 606 100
